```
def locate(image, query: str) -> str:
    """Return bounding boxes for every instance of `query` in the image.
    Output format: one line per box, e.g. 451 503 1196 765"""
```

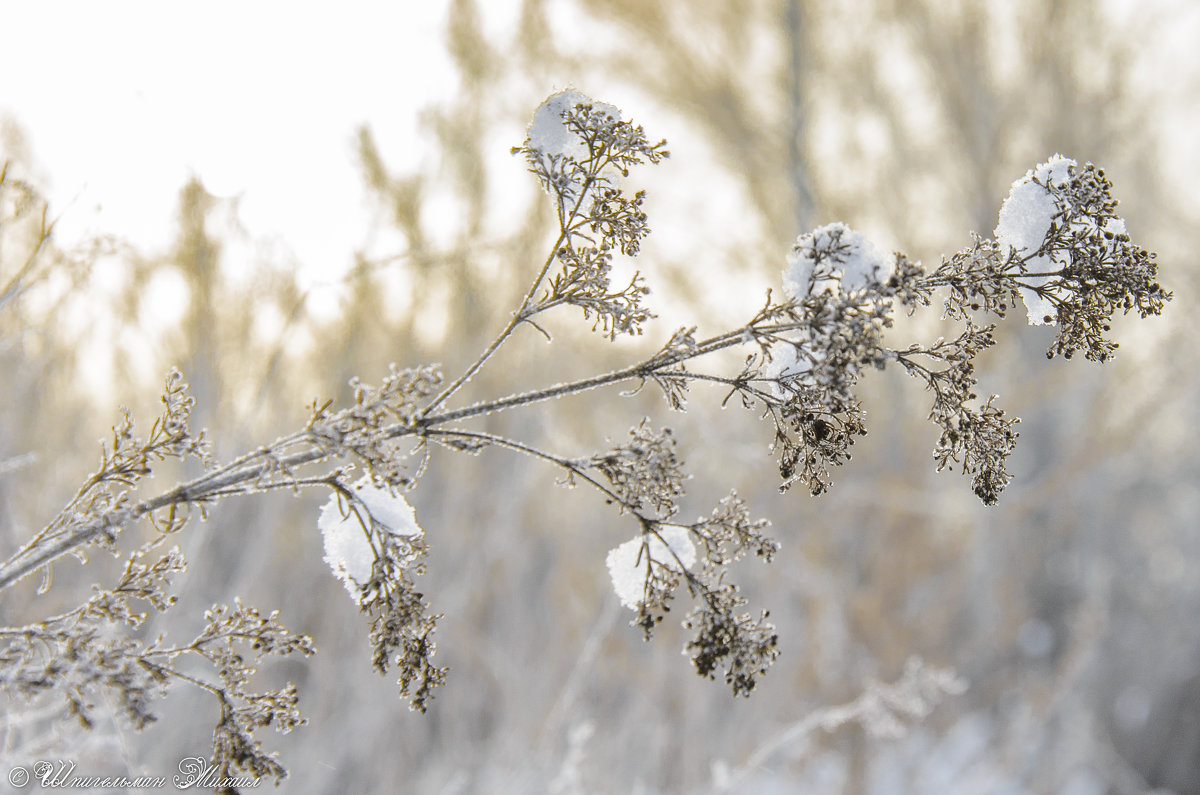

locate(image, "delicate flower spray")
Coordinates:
0 92 1169 784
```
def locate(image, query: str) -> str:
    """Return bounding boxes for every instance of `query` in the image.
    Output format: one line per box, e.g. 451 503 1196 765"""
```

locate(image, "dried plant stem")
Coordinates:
421 168 603 418
0 318 798 592
425 321 802 425
419 233 566 418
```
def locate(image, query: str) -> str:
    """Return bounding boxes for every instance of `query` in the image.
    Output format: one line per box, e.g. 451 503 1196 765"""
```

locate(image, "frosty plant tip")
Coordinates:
0 92 1170 784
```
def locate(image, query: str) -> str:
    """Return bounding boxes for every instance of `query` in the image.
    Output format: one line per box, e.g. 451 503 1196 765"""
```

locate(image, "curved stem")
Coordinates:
0 445 337 591
418 232 567 418
0 307 805 593
417 321 804 429
422 428 625 507
420 157 607 419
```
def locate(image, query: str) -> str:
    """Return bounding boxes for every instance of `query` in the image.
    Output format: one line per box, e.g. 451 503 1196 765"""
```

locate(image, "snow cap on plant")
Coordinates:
318 477 423 598
606 527 696 610
760 338 814 396
783 222 893 299
767 223 893 391
995 154 1077 325
527 88 621 163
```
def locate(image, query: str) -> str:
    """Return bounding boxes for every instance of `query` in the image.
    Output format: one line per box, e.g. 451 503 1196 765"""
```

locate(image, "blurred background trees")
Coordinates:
2 1 1197 791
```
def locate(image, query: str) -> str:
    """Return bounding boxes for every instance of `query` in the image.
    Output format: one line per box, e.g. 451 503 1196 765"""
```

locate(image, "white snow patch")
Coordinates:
527 89 620 162
995 154 1076 325
783 222 893 299
318 477 423 597
761 339 815 396
605 526 696 610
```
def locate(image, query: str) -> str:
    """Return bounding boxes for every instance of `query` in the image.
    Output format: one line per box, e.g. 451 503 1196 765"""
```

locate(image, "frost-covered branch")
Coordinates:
0 92 1170 785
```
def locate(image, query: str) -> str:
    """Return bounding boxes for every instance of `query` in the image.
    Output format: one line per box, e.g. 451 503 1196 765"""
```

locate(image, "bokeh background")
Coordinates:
2 1 1199 792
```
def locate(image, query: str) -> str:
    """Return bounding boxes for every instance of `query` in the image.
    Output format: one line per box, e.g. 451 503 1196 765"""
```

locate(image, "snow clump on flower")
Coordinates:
995 154 1076 325
606 527 696 610
761 341 813 397
764 223 892 390
318 477 423 598
995 154 1134 327
527 88 621 163
782 222 893 299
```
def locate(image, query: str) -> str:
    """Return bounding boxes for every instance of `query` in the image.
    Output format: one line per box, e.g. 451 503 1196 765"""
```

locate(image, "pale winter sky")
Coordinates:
1 3 464 283
2 1 1196 289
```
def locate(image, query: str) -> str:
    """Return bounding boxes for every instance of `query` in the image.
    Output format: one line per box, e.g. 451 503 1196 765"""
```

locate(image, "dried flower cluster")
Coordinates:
318 479 444 712
591 421 686 517
514 92 668 341
932 156 1169 361
591 421 780 693
0 95 1170 785
309 363 443 488
0 534 313 787
682 493 781 696
894 323 1021 504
